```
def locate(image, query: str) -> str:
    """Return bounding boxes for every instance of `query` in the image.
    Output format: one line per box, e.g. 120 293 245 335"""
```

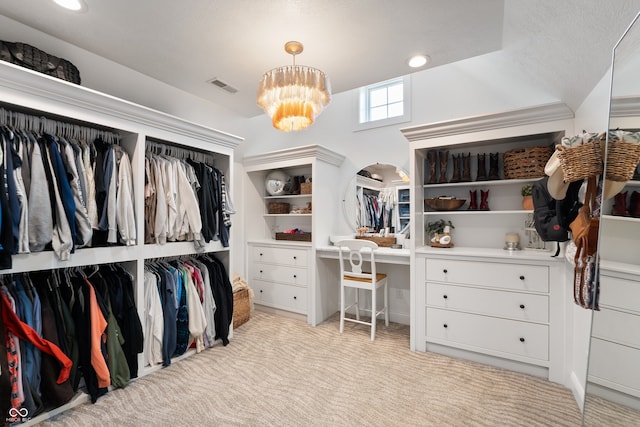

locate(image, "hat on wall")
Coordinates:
545 150 570 199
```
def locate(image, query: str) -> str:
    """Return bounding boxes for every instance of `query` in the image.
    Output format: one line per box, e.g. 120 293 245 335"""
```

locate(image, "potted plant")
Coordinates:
521 184 534 210
426 219 455 247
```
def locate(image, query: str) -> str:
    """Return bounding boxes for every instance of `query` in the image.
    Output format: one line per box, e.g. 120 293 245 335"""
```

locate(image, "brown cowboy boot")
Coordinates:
438 150 449 183
629 191 640 217
450 154 461 183
476 153 487 181
488 152 500 180
427 151 438 184
611 191 629 216
461 153 471 182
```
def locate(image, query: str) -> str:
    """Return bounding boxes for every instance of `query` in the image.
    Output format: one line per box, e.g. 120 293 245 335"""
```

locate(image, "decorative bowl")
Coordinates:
265 170 289 196
425 198 466 211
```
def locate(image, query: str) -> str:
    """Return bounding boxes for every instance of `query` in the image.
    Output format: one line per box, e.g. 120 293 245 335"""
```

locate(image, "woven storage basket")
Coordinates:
267 202 290 214
556 141 604 183
275 232 312 241
605 140 640 182
503 145 552 179
300 182 312 194
233 288 250 329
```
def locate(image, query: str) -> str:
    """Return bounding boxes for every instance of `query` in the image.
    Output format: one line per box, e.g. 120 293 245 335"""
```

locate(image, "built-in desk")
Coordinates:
316 245 410 264
315 245 411 325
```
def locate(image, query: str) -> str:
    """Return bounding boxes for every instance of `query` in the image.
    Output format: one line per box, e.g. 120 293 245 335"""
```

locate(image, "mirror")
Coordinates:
583 11 640 426
342 163 410 237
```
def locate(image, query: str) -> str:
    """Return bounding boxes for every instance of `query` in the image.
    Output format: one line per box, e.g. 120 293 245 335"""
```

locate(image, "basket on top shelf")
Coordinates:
267 202 290 214
556 139 604 182
606 139 640 182
503 145 553 179
300 182 312 194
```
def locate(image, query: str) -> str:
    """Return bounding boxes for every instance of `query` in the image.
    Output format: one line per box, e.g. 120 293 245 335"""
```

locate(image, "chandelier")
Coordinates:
257 41 331 132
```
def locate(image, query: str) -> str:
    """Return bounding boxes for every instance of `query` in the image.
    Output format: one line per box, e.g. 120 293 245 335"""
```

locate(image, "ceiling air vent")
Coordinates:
208 78 238 94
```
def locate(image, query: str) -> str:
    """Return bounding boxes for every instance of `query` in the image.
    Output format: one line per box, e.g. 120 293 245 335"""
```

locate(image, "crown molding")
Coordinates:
0 61 243 149
400 102 574 142
243 144 345 168
610 96 640 118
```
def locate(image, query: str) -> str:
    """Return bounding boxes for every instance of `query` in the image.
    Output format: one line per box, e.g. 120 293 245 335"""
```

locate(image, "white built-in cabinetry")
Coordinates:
0 61 242 423
243 145 344 325
248 242 310 315
587 262 640 410
402 103 575 383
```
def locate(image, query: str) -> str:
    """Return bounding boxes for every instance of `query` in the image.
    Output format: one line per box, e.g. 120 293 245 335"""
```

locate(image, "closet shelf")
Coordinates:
601 214 640 223
8 246 140 274
423 178 539 189
264 194 312 200
142 241 229 259
264 213 313 217
423 210 532 215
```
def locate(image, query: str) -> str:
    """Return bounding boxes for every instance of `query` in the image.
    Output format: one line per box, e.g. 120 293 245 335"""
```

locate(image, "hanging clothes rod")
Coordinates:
146 140 216 165
0 107 120 144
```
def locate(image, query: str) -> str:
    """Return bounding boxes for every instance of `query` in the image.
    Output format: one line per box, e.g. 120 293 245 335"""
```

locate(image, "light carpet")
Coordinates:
39 310 590 426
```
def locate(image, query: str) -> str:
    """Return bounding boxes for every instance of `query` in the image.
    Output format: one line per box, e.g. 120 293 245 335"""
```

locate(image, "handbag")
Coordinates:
570 176 600 308
0 41 81 84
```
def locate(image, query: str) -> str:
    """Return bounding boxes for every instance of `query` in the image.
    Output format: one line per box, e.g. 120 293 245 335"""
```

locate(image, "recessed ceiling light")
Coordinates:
408 54 429 68
52 0 87 12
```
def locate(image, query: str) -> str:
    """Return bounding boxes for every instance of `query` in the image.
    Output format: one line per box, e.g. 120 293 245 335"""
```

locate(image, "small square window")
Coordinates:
355 76 411 131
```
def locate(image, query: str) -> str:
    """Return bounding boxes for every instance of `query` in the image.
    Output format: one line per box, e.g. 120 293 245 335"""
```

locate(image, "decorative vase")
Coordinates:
522 195 534 210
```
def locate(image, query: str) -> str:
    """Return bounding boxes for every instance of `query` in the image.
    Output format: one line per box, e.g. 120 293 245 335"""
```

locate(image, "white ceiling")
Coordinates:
0 1 639 118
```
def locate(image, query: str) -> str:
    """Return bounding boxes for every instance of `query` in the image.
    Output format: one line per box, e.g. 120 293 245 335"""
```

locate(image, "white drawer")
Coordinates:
426 283 548 323
588 337 640 397
599 274 640 313
426 308 549 361
251 280 308 314
592 308 640 349
251 245 308 266
251 263 308 286
426 259 549 293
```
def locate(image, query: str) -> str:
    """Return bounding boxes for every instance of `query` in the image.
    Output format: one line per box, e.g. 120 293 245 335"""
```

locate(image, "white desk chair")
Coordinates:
336 239 389 341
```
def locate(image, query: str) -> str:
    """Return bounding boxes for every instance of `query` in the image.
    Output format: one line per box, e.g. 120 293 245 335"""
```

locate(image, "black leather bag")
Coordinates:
0 41 81 84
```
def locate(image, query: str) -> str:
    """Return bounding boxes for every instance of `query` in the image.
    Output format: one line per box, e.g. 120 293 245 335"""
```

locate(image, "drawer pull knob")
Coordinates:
519 275 525 280
260 290 263 293
443 295 448 299
443 324 448 328
293 296 297 300
259 270 263 273
259 253 263 256
443 269 448 274
519 337 525 343
293 275 297 278
519 304 525 309
293 256 297 260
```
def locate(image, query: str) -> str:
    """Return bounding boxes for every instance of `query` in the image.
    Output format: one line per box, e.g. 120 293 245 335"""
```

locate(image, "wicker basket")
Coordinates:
275 232 312 241
233 288 250 329
605 140 640 182
300 182 312 194
267 202 290 214
503 145 553 179
556 141 603 183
